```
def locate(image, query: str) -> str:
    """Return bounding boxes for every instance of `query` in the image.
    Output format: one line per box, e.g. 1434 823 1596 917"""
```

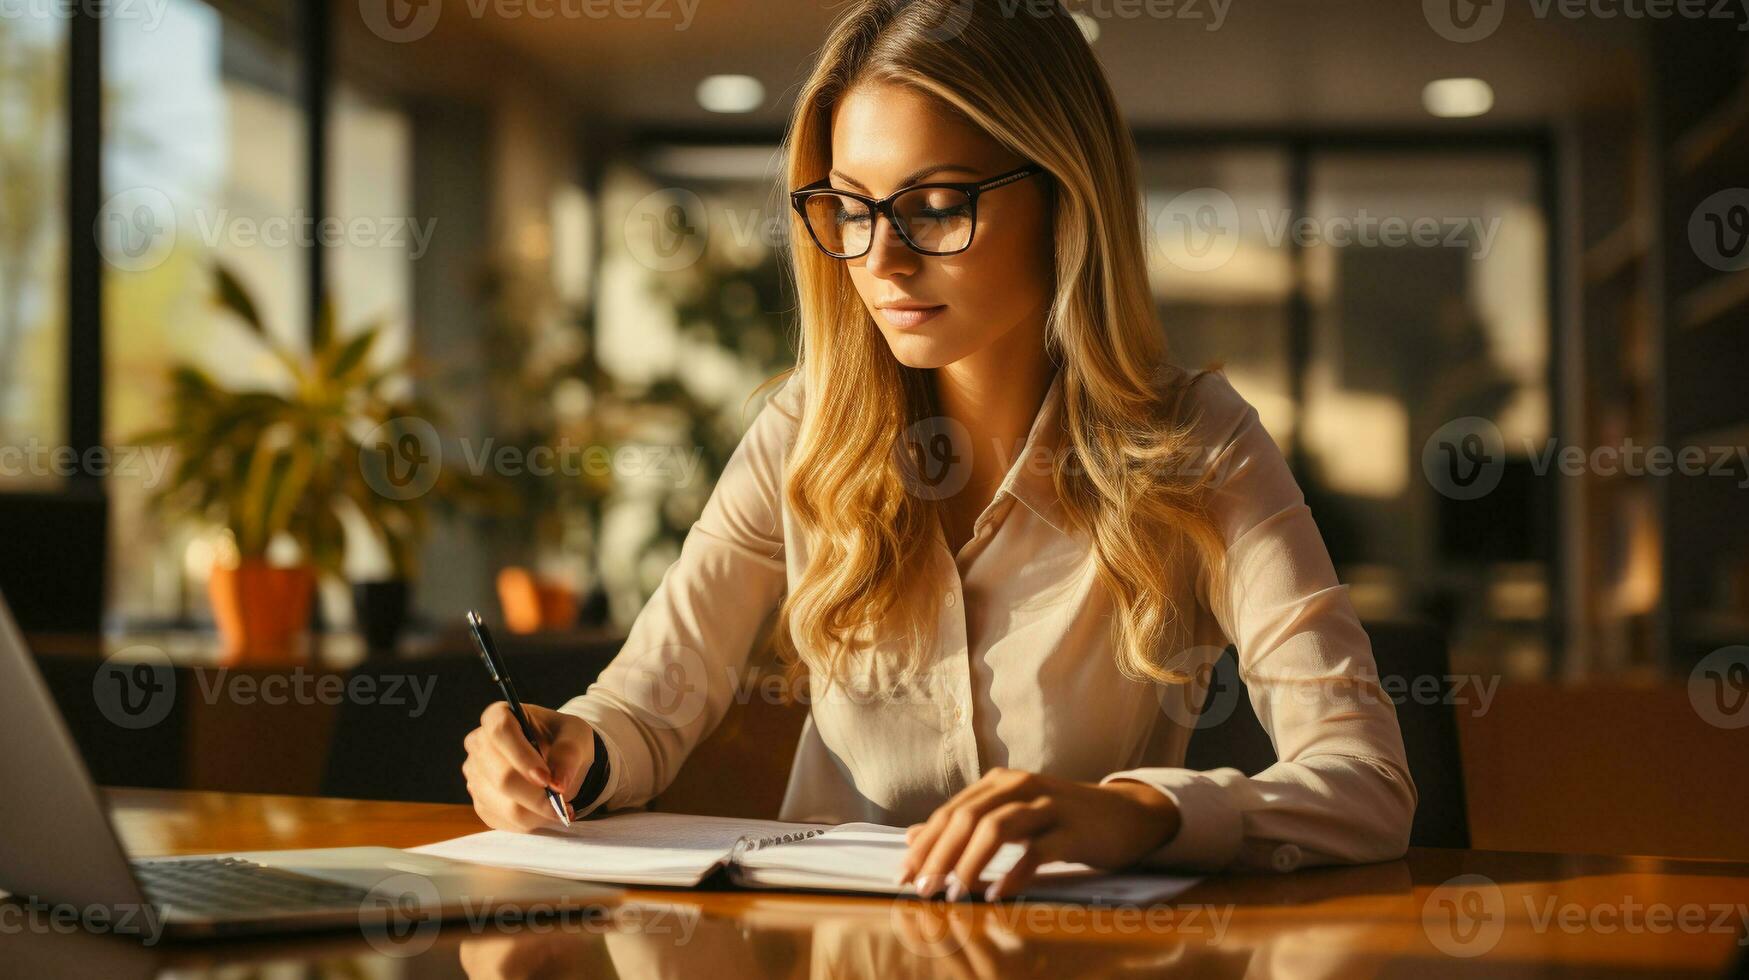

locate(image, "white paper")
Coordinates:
413 812 1202 904
736 823 1204 904
410 811 827 886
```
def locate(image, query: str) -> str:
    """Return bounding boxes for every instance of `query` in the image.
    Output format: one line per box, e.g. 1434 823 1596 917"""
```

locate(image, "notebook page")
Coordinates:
410 811 828 887
735 822 1092 884
734 823 1202 903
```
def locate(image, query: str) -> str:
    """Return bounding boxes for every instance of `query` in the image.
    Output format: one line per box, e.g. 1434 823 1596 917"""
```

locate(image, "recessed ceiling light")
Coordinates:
697 75 764 114
1422 77 1494 119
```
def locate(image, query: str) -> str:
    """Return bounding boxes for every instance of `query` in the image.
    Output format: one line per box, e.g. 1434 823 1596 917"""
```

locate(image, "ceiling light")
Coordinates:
697 75 764 114
1422 77 1494 118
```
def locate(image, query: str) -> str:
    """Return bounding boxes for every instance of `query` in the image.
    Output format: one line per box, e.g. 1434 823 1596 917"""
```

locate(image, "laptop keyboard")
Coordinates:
133 856 374 917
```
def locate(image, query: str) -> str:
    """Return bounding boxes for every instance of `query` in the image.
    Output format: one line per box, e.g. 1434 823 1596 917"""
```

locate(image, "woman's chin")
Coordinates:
882 331 967 371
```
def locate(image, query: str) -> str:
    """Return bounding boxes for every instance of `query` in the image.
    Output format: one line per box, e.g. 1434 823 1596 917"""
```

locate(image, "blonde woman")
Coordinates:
462 0 1416 902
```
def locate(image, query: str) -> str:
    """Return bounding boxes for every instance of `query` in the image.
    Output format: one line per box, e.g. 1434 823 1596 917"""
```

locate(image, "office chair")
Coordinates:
0 491 108 633
319 635 623 803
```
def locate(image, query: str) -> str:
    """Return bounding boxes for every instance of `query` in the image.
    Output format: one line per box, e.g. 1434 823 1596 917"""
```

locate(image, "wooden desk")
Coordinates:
4 789 1746 978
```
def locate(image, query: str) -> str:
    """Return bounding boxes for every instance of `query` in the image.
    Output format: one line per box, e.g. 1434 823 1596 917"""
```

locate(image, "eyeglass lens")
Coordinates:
801 186 974 256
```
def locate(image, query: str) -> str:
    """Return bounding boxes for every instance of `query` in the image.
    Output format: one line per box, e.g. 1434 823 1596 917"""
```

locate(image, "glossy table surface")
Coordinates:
4 788 1747 978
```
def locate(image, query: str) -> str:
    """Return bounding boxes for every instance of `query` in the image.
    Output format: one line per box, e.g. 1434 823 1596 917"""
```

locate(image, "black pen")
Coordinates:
466 610 571 828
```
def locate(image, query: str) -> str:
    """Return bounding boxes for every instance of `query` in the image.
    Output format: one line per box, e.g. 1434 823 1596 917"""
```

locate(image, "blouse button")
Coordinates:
1271 844 1302 872
945 591 957 608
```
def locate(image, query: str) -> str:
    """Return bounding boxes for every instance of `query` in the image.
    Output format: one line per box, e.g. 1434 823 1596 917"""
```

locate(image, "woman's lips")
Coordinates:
879 305 946 329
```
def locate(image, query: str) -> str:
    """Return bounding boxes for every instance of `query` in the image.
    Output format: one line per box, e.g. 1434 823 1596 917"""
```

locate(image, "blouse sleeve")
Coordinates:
556 374 801 818
1100 373 1418 873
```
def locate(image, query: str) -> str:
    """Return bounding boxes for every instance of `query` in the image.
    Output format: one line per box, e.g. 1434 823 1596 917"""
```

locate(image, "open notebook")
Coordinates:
410 812 1200 904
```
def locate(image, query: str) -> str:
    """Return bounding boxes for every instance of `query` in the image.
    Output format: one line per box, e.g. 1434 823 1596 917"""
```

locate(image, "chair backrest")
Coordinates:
0 491 107 633
1182 620 1470 849
320 636 622 803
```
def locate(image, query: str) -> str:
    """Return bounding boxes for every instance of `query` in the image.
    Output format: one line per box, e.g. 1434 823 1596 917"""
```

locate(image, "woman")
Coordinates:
462 0 1415 903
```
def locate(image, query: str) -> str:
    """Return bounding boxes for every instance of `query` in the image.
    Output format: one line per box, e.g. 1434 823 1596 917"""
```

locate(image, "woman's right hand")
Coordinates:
463 702 596 832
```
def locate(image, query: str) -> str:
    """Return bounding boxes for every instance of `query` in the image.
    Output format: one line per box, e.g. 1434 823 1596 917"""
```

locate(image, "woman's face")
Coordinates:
826 82 1055 371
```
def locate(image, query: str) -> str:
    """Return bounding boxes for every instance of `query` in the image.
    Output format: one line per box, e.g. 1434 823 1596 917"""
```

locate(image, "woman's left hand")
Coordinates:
897 767 1182 902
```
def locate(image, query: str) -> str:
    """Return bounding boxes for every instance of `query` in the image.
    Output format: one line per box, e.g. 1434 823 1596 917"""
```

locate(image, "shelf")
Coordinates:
1674 70 1749 175
1684 609 1749 646
1676 267 1749 331
1581 217 1648 285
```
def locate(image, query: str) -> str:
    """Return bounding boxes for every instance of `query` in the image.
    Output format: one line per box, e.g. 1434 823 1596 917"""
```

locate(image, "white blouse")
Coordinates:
560 365 1417 874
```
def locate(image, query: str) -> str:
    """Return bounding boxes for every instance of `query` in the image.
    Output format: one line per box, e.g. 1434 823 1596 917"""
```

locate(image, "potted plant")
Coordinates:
139 264 448 663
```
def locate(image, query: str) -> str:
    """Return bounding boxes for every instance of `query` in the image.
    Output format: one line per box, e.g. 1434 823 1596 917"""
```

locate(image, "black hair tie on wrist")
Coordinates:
568 729 611 814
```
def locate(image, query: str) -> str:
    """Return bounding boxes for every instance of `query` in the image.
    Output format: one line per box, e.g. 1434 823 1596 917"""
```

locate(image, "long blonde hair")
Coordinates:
763 0 1227 691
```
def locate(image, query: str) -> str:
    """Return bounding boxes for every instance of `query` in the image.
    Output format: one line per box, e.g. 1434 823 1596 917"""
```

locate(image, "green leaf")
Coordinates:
212 263 265 336
309 502 347 578
325 327 379 382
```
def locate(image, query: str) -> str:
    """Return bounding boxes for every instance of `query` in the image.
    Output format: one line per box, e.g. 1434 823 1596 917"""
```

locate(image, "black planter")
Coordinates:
580 585 610 627
352 579 411 656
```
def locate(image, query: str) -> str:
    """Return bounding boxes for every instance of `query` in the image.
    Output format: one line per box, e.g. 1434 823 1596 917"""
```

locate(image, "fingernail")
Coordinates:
944 874 965 903
984 882 1004 903
914 873 945 898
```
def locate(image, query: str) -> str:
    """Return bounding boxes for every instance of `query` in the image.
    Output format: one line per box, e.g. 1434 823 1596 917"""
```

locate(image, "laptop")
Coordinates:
0 591 617 942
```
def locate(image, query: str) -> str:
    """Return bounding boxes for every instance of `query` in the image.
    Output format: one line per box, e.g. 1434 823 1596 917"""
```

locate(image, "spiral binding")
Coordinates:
734 827 826 853
725 827 827 884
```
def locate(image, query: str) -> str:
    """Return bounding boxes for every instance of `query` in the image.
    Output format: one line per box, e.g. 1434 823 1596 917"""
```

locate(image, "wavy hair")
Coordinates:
760 0 1228 691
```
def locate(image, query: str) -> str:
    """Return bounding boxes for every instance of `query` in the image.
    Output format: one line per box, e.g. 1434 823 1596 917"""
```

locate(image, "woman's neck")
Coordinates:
930 314 1056 520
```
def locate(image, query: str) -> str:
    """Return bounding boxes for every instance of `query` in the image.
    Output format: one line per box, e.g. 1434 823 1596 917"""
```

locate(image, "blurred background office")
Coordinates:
2 0 1745 860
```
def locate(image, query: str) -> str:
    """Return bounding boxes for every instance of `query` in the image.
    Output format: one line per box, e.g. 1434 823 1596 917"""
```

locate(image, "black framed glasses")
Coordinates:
789 163 1046 259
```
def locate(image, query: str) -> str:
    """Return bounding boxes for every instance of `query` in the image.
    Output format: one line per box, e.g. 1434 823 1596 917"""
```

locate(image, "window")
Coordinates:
0 15 67 491
103 0 305 623
1141 141 1553 676
1141 146 1297 440
325 81 415 593
1303 152 1550 674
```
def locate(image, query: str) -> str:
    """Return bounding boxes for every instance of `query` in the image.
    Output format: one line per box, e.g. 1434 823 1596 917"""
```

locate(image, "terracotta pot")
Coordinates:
208 560 315 665
496 566 579 634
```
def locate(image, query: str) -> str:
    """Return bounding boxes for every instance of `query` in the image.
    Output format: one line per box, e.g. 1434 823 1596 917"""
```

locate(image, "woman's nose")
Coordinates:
863 212 919 278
